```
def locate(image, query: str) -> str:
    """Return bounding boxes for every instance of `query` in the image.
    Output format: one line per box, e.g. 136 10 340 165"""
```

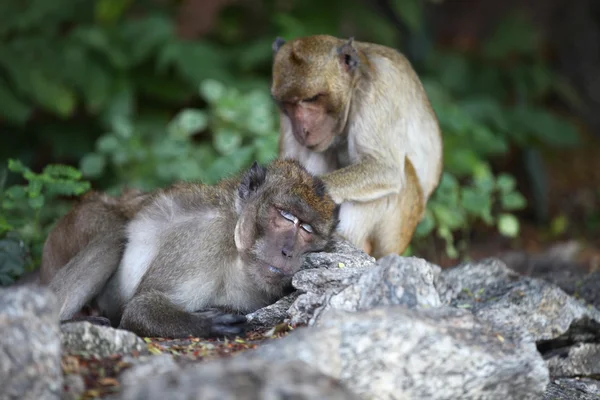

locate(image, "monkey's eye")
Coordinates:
279 209 298 224
300 223 313 234
302 94 322 103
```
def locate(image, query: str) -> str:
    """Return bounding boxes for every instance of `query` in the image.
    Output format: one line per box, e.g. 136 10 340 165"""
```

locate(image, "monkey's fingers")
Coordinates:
210 313 248 337
212 313 247 325
211 323 248 337
61 316 112 327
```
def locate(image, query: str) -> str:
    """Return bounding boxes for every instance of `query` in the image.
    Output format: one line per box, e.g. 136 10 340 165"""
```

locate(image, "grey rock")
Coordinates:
438 258 600 341
119 358 359 400
0 285 62 400
119 354 179 388
301 238 375 270
436 258 520 305
546 343 600 377
250 306 549 400
245 291 300 329
289 255 441 326
499 245 600 310
544 378 600 400
288 258 370 326
328 254 441 313
61 374 86 400
61 322 147 357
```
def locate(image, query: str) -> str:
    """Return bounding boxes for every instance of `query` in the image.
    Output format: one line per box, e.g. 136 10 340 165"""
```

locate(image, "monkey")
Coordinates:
39 188 150 324
271 35 443 259
41 159 339 338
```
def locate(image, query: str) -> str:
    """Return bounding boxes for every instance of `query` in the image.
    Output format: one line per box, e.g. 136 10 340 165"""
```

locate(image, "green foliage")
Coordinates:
0 0 585 270
411 11 580 256
0 160 90 284
80 79 279 191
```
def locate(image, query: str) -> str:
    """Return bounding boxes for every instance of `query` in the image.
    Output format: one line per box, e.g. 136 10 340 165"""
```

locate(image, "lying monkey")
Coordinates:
40 159 339 338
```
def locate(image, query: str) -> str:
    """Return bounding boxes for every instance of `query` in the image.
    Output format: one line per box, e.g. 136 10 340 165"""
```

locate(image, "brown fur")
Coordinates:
272 35 443 258
39 160 339 339
39 189 149 284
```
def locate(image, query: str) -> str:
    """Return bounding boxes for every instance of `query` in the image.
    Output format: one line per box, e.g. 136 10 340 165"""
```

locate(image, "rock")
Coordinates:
544 378 600 400
438 258 600 342
328 255 441 313
301 238 376 270
119 358 359 400
288 257 370 326
289 255 440 326
61 322 147 358
546 343 600 377
499 246 600 310
0 285 62 400
251 306 549 400
119 354 179 388
245 291 300 329
62 374 86 400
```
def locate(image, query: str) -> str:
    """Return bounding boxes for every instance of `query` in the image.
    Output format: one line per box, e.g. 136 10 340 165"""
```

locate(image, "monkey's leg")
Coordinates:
336 201 377 254
370 175 424 259
48 236 124 321
119 290 247 339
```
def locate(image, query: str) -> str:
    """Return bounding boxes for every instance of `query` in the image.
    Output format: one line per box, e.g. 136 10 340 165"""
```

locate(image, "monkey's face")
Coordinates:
234 160 339 293
271 35 359 153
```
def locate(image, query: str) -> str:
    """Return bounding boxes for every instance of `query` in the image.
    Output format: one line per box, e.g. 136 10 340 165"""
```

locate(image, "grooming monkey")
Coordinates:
40 159 339 338
271 35 443 259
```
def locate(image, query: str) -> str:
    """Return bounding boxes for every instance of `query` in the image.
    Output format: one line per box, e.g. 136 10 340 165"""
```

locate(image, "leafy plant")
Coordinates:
79 79 279 191
0 159 90 284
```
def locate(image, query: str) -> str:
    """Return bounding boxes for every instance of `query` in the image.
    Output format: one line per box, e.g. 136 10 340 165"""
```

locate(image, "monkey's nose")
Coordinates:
281 247 293 258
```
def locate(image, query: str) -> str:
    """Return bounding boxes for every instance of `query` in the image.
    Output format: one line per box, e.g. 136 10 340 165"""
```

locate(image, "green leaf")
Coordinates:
501 192 527 211
95 0 134 24
7 159 29 174
160 42 230 86
0 77 32 124
414 209 435 237
80 153 107 178
27 69 76 117
97 135 121 153
213 128 243 155
200 79 226 103
389 0 423 32
497 214 520 238
472 163 495 193
28 196 45 210
460 187 492 218
168 109 208 139
431 203 465 231
495 174 516 194
5 186 26 200
484 13 540 59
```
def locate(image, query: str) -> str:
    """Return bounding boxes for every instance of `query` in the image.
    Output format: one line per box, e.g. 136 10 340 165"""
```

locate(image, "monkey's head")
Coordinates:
271 35 362 153
234 159 339 293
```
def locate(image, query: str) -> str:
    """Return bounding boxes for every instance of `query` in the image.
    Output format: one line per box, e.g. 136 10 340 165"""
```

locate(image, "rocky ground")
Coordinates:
2 240 600 399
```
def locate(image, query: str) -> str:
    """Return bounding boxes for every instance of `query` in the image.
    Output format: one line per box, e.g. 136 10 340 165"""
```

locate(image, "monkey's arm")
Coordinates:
320 156 403 204
49 235 125 321
119 289 247 338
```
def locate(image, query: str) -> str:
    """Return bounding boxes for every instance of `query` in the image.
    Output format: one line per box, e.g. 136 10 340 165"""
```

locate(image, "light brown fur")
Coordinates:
272 35 443 258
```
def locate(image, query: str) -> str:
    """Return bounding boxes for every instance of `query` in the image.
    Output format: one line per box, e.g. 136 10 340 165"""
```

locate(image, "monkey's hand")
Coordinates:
193 309 248 338
320 157 403 204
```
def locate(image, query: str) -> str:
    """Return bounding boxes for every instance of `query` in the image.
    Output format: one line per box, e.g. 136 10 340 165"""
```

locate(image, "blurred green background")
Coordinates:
1 0 599 284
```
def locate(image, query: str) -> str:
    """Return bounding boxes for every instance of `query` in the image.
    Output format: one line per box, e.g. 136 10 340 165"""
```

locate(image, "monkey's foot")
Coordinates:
193 309 248 338
61 316 112 327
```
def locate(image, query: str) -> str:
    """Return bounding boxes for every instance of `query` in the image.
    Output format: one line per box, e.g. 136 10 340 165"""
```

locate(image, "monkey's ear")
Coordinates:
239 161 267 200
272 37 286 53
337 37 359 72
